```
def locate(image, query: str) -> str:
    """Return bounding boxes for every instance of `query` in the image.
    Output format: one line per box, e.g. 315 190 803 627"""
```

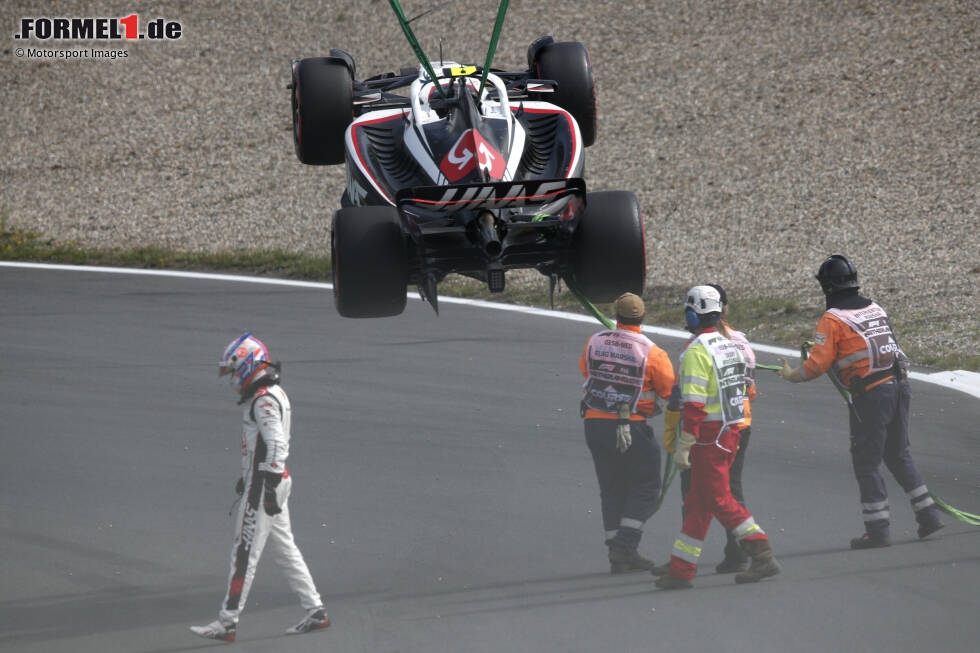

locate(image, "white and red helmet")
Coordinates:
218 332 274 394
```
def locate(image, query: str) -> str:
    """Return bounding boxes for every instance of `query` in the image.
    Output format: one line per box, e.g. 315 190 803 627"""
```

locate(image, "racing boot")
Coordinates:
655 572 693 590
734 539 781 584
715 531 749 574
286 608 329 635
608 541 657 574
190 620 236 643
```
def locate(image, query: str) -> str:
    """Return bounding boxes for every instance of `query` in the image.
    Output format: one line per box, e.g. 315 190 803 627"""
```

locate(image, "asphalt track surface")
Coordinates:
2 266 978 653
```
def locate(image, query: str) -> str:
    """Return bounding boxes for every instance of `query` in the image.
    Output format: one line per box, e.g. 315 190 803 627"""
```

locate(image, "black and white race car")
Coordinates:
290 4 645 317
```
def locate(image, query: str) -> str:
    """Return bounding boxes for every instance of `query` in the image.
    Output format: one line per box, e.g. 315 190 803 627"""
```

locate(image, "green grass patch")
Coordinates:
0 208 329 280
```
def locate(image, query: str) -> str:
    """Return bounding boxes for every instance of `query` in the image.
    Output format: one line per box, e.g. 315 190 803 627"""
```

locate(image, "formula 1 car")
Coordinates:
290 1 646 317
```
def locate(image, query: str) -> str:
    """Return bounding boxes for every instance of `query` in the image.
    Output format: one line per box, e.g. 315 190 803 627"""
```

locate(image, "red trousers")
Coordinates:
668 428 768 580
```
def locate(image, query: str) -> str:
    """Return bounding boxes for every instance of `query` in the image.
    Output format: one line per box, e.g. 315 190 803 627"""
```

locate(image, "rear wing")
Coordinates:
396 178 586 213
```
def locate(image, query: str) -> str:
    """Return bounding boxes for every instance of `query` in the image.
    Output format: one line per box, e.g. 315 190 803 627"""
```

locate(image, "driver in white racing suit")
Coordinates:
190 333 328 642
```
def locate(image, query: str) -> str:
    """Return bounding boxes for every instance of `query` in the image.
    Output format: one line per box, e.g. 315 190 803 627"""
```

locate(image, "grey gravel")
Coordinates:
1 1 977 358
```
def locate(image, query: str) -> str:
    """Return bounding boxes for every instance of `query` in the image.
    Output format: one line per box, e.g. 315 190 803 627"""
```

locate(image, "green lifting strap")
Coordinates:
931 493 980 525
478 0 510 97
387 0 447 99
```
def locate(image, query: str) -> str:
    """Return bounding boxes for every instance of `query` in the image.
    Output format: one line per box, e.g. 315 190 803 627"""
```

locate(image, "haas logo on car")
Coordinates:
440 129 505 181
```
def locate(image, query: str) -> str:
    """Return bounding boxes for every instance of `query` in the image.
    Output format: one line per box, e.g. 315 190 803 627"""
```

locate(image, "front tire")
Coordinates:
566 191 646 303
292 57 353 165
531 41 598 147
332 206 408 318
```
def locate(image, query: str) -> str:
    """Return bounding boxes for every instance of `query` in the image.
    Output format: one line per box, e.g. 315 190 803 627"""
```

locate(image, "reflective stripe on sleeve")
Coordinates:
681 375 708 390
832 350 869 373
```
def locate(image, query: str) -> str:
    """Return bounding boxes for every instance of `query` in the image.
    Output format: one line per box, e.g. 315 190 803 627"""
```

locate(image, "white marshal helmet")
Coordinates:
218 332 274 394
686 285 723 316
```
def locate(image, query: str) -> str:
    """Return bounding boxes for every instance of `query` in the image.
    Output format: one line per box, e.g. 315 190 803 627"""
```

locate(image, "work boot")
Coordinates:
734 539 781 584
715 532 749 573
917 518 945 539
715 556 749 574
649 563 669 577
608 542 657 573
655 573 693 590
850 532 890 549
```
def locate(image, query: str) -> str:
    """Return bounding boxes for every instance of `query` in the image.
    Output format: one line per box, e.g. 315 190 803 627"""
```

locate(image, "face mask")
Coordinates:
685 308 700 330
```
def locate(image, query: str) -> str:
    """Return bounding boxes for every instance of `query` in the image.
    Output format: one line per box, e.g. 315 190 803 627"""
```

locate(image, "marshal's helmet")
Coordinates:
684 285 723 330
815 254 859 295
218 332 276 395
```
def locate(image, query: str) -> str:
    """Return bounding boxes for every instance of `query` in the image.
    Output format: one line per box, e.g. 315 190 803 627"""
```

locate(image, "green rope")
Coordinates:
932 493 980 525
478 0 510 96
568 285 615 330
387 0 447 99
800 341 851 402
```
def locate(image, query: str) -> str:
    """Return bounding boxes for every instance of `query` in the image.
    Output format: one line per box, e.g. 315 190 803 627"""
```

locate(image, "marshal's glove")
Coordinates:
262 472 283 516
776 358 802 382
674 431 696 470
616 403 632 453
234 477 245 497
667 384 681 411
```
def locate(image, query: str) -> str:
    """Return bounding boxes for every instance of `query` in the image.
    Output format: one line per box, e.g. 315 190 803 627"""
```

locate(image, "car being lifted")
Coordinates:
290 0 646 317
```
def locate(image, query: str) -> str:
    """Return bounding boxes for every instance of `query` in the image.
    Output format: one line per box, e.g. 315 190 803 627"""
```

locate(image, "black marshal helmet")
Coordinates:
815 254 860 295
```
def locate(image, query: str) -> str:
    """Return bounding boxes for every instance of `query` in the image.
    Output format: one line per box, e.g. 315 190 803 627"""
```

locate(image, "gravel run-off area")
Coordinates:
2 1 977 359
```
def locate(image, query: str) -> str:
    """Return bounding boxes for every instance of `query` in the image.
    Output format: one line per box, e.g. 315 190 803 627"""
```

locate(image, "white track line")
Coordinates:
4 261 977 399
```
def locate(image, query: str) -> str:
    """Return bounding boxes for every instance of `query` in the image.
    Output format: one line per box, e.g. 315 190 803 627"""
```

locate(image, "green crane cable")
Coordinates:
387 0 447 99
568 285 615 330
798 340 977 526
478 0 510 97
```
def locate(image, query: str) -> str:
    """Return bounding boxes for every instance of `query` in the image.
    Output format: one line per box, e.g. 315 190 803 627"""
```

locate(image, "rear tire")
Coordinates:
332 206 408 318
292 57 353 165
567 191 646 303
531 41 598 147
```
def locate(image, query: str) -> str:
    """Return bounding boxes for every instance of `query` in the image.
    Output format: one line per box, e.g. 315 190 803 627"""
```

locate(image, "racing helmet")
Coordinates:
815 254 859 295
685 285 723 330
218 332 274 394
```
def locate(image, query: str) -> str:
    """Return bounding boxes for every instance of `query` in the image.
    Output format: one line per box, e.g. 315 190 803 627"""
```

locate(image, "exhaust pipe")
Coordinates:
477 211 502 258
